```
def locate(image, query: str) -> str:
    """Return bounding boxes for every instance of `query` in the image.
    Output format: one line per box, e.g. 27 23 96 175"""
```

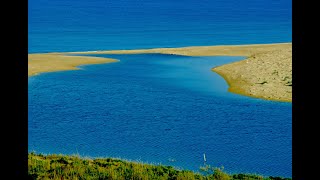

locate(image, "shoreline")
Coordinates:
28 42 292 102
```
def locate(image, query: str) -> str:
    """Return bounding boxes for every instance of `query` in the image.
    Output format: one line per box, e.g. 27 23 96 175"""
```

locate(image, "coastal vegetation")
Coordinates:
28 153 291 180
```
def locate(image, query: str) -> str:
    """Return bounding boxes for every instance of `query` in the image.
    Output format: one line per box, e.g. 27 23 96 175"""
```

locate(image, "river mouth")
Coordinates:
28 53 292 177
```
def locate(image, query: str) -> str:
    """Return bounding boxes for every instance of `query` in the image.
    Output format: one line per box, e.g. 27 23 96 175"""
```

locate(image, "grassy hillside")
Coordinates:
28 153 291 180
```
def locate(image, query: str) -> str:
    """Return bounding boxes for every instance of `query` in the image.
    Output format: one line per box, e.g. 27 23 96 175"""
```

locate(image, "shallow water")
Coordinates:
28 54 292 177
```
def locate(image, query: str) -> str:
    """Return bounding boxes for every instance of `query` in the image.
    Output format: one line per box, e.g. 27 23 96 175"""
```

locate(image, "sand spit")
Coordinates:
29 43 292 102
28 54 118 77
67 43 290 57
66 43 292 102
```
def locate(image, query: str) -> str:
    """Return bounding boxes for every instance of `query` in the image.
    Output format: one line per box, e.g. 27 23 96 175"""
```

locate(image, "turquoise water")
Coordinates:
29 54 292 177
29 0 291 53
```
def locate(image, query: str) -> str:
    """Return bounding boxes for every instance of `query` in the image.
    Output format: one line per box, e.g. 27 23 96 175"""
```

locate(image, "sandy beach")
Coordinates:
29 43 292 102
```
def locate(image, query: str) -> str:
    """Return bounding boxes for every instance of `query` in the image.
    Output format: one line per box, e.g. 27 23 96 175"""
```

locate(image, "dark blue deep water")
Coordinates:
29 54 292 177
29 0 291 53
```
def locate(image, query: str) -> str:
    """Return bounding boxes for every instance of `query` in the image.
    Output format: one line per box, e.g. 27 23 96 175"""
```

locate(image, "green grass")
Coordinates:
28 152 291 180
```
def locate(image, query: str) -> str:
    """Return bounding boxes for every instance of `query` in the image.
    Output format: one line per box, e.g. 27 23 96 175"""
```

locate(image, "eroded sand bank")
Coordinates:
29 43 292 102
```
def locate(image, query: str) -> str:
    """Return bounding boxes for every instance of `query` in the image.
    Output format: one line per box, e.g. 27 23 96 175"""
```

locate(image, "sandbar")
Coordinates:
29 43 292 102
28 54 118 76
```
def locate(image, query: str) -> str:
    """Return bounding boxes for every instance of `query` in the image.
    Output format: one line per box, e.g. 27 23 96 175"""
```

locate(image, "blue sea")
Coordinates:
28 0 292 178
29 0 291 53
